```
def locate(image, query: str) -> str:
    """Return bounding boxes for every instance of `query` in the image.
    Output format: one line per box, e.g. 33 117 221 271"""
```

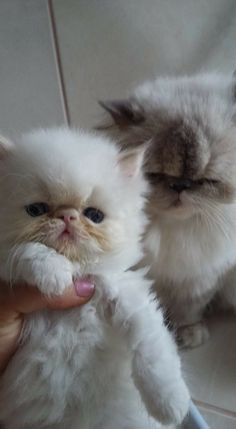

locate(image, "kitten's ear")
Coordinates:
0 135 14 160
98 99 145 128
117 145 147 178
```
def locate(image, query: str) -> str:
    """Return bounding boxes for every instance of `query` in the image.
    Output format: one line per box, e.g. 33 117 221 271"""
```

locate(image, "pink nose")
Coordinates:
57 208 78 223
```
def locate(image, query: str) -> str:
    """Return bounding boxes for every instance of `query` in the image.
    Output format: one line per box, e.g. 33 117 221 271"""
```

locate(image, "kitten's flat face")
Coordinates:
100 74 236 221
0 128 146 270
143 114 236 220
16 188 115 264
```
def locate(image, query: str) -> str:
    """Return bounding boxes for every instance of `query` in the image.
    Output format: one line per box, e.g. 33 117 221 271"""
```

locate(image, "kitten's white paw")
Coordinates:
34 255 73 295
132 348 190 425
177 322 209 349
140 376 190 425
158 378 190 425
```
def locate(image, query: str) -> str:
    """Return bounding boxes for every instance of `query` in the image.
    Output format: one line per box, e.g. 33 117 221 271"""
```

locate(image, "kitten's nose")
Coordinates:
169 179 192 193
56 208 78 223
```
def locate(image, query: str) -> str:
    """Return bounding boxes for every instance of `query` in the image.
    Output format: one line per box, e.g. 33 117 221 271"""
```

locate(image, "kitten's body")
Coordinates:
100 73 236 347
143 203 236 337
0 129 189 429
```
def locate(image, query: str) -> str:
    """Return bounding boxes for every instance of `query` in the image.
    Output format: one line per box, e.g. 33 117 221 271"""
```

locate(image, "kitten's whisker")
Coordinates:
197 201 231 240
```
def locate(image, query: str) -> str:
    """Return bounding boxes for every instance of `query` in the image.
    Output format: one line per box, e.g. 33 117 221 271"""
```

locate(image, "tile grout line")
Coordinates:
194 399 236 419
46 0 71 125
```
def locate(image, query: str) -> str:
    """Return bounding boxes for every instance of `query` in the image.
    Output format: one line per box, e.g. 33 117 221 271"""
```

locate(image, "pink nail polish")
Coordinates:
74 279 95 297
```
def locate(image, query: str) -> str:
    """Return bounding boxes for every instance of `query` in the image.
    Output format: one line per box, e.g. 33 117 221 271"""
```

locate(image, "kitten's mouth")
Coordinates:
170 196 184 209
168 196 191 212
165 193 196 219
172 199 182 208
170 191 190 209
61 229 70 236
59 227 75 240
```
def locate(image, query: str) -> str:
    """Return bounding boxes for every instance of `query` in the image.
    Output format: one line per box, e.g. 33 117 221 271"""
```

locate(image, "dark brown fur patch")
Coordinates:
99 97 209 178
105 110 206 180
98 100 145 128
147 116 200 178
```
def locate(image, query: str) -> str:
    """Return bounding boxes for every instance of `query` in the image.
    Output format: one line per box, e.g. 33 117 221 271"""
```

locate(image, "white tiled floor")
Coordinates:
181 314 236 427
200 409 236 429
184 407 236 429
1 1 236 428
182 314 236 414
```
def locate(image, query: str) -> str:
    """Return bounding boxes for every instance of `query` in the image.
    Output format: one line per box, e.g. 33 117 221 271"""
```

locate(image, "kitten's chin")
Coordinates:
159 192 200 220
166 205 195 220
45 233 82 262
154 200 196 221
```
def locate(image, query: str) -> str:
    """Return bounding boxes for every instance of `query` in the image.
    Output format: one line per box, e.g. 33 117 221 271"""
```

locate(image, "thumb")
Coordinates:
1 279 95 314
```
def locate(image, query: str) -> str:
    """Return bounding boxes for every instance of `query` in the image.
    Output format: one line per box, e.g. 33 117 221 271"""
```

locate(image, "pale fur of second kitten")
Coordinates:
100 72 236 348
0 128 189 429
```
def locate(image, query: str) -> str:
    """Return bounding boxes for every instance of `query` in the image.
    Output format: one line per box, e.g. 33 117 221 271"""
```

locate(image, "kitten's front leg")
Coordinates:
171 290 215 349
4 242 74 295
176 314 210 350
160 279 216 349
101 272 190 426
131 306 190 425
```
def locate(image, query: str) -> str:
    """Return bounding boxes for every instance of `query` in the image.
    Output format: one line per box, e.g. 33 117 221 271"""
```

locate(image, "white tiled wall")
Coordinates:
0 0 65 137
52 0 236 128
1 1 236 427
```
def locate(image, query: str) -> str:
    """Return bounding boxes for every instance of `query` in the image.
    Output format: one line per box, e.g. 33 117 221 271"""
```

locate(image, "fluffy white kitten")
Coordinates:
100 72 236 348
0 128 189 429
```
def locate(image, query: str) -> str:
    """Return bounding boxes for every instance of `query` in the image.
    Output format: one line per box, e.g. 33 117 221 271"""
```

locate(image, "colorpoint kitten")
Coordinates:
0 128 189 429
100 73 236 348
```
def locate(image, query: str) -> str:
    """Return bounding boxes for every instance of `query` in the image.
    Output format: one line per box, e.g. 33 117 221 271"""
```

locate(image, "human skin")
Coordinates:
0 279 95 374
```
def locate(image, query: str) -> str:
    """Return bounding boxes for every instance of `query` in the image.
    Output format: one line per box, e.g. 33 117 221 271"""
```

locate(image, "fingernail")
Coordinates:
74 279 95 297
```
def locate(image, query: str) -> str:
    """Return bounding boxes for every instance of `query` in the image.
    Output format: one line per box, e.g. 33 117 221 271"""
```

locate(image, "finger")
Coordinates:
47 280 95 310
0 280 95 315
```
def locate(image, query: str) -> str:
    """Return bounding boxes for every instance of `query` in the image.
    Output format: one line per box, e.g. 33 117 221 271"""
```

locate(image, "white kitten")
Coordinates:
0 128 189 429
100 72 236 348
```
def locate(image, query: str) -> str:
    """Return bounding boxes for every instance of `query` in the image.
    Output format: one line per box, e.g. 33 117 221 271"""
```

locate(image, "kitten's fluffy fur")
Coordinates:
100 73 236 348
0 128 189 429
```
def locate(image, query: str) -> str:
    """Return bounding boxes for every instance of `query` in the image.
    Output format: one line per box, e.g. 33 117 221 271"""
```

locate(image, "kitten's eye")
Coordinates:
25 202 49 217
205 179 219 185
145 172 164 182
196 179 204 186
83 207 104 224
197 179 218 186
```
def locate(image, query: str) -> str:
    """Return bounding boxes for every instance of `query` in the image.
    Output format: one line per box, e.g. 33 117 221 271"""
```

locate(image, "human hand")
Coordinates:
0 279 95 374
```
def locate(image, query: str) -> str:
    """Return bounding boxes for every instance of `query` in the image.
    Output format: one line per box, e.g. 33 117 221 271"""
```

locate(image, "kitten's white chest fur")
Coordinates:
144 204 236 346
147 210 236 282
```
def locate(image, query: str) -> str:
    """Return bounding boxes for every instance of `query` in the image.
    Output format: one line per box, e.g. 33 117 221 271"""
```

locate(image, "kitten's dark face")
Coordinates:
100 74 236 220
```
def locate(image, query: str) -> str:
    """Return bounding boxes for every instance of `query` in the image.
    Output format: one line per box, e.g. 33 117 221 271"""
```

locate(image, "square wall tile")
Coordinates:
0 0 65 137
